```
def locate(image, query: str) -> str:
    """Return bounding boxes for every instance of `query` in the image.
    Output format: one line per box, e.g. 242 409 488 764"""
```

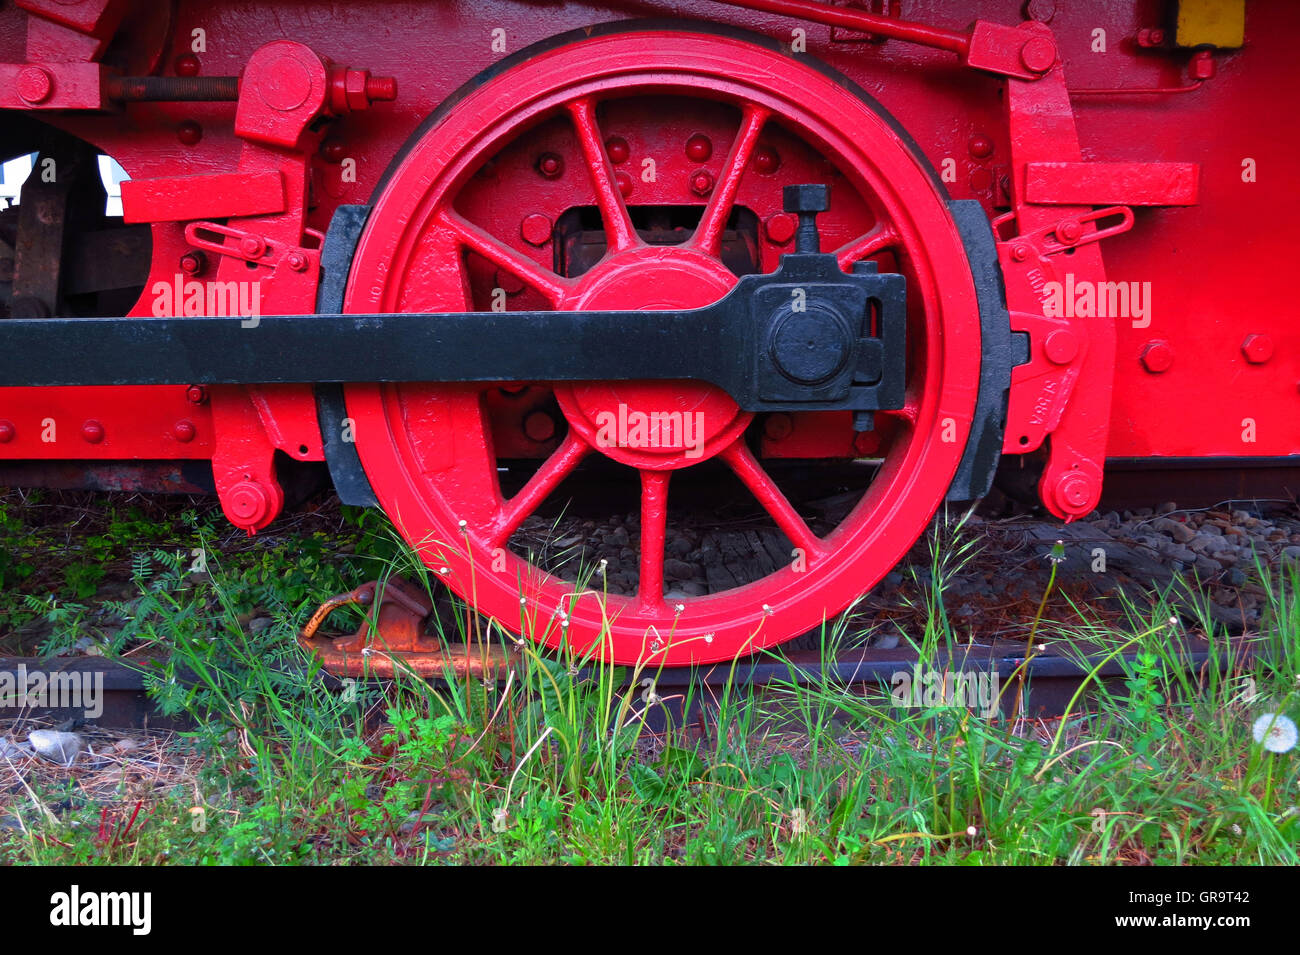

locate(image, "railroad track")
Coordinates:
2 505 1281 729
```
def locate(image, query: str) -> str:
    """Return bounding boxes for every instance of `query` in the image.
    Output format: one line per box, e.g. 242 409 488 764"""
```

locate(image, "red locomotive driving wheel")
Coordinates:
343 23 983 665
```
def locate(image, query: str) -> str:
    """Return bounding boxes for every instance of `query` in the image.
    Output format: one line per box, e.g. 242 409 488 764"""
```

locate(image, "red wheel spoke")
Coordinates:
691 104 769 257
835 223 899 271
436 209 572 304
487 431 590 548
636 469 670 612
567 97 639 254
721 441 826 560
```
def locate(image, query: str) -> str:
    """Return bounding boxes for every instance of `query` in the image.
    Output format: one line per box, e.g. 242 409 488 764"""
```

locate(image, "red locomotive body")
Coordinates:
1 0 1295 664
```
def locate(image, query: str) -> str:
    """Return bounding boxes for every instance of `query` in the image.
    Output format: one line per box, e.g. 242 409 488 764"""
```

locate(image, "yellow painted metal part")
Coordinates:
1176 0 1245 48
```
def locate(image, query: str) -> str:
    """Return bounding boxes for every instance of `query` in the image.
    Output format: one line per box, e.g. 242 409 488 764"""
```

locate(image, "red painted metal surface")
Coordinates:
1024 161 1200 206
0 0 1297 659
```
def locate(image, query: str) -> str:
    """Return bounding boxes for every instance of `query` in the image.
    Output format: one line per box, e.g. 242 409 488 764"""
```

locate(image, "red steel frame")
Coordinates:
0 0 1296 658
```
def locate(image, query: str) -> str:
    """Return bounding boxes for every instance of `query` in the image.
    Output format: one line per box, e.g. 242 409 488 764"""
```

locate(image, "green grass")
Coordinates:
0 497 1296 865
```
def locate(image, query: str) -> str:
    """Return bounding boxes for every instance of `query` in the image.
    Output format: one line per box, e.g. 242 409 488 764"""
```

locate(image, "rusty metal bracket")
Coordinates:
298 577 514 679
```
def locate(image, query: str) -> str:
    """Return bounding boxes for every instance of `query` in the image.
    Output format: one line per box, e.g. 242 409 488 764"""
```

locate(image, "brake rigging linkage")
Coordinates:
0 186 907 420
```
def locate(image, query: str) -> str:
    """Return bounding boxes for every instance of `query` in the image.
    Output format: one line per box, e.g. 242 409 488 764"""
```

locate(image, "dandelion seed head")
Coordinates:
966 826 977 837
1252 713 1298 753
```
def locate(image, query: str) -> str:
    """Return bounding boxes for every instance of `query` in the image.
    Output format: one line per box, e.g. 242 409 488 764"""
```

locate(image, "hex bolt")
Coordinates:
179 250 206 276
18 67 53 104
690 169 715 196
186 385 208 405
285 250 309 272
520 213 553 246
1140 341 1174 373
685 134 713 162
783 184 830 253
81 420 105 444
173 420 197 443
1011 243 1032 262
1242 334 1274 364
1055 219 1083 245
240 235 266 258
605 137 630 164
537 153 564 179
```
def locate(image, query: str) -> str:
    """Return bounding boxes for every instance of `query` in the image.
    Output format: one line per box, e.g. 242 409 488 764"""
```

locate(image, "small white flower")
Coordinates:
519 596 527 606
675 603 685 614
458 519 467 529
704 633 714 644
762 603 773 615
438 566 449 575
1252 713 1298 753
966 825 977 837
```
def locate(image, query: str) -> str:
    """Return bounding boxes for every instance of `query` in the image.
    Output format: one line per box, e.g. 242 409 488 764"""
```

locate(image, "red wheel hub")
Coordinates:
343 24 983 665
555 245 750 470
